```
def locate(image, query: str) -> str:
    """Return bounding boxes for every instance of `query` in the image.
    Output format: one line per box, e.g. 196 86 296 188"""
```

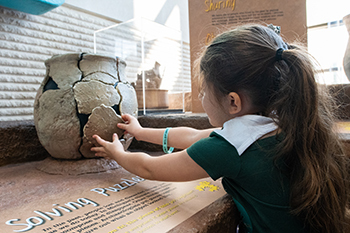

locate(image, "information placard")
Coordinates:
1 162 226 233
189 0 307 112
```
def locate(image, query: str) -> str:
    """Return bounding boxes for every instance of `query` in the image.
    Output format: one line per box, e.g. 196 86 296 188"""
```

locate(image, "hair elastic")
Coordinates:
275 48 284 61
163 127 174 154
267 24 281 35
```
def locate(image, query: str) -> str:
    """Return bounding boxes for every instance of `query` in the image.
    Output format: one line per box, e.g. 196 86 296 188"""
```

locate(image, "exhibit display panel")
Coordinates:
188 0 307 112
1 161 226 233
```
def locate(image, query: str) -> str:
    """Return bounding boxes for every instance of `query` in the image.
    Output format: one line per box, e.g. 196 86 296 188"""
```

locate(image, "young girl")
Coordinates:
91 24 350 233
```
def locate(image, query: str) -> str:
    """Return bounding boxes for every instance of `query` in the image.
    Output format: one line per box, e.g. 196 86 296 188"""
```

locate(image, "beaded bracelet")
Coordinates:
163 127 174 154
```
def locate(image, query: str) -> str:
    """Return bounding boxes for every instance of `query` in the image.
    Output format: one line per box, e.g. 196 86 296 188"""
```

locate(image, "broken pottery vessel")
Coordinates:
344 14 350 80
34 53 138 159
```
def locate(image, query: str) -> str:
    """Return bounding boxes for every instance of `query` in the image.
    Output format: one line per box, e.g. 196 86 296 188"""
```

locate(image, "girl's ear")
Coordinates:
227 92 242 115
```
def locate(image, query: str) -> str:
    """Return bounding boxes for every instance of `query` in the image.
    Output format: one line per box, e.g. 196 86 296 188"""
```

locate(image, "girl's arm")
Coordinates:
119 114 216 149
91 134 209 181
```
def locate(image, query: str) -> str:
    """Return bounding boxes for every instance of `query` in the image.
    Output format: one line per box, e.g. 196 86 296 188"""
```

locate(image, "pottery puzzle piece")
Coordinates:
74 80 121 115
80 104 124 158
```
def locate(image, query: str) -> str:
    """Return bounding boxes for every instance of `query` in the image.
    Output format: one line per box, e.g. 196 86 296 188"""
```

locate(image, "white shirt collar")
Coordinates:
214 115 278 156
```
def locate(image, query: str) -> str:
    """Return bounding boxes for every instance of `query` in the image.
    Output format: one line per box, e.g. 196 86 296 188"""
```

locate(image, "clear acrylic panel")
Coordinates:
94 18 189 115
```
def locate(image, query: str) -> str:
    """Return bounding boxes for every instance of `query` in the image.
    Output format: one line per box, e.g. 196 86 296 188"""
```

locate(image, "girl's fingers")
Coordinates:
121 114 131 121
93 135 106 145
94 152 102 157
112 133 119 141
117 123 126 130
91 146 103 152
92 134 100 141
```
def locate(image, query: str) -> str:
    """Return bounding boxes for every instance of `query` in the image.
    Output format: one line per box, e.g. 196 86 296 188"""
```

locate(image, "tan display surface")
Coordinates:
1 160 225 233
189 0 307 112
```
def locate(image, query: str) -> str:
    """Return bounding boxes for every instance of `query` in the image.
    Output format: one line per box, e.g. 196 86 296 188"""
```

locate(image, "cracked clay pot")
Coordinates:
34 53 138 159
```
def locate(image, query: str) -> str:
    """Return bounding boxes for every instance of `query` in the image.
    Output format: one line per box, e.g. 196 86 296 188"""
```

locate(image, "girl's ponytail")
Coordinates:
270 44 350 233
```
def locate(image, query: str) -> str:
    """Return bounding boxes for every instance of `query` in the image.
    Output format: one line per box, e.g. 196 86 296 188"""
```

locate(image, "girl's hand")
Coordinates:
117 114 143 140
91 133 125 160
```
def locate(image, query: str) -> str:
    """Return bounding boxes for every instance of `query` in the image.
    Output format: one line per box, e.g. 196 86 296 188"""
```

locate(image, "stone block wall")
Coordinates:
0 4 114 121
0 4 191 121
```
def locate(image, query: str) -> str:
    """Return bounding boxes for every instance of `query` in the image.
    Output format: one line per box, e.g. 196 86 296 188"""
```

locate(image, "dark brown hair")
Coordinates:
198 24 350 233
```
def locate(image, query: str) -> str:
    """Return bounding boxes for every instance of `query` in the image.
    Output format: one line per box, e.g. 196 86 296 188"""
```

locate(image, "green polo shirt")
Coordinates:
186 131 306 233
